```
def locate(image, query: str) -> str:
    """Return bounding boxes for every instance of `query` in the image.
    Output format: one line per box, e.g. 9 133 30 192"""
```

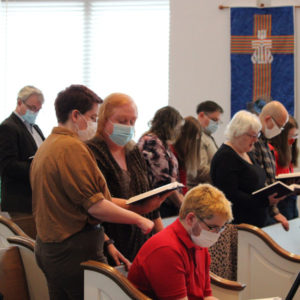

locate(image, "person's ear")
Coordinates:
197 112 205 122
185 212 196 227
265 115 273 129
198 112 205 118
70 110 81 123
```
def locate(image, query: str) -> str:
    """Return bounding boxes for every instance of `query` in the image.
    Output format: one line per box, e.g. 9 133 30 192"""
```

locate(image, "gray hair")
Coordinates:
225 110 261 141
17 85 44 104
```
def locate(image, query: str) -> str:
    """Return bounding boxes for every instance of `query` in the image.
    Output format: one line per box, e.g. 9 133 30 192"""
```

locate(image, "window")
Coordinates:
0 0 169 139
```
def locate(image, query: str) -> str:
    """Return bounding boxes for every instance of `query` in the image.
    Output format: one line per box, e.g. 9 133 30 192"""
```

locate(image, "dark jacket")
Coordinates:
0 113 44 212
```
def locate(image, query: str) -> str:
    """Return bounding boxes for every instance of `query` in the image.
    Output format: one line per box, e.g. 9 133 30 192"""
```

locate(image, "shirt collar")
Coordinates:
172 218 203 250
13 111 33 133
51 126 79 138
13 111 25 122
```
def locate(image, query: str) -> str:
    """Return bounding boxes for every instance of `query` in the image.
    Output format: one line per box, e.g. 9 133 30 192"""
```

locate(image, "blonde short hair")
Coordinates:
179 184 233 222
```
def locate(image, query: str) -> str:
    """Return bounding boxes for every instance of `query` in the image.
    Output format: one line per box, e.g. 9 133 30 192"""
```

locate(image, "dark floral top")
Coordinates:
138 133 179 187
138 133 180 217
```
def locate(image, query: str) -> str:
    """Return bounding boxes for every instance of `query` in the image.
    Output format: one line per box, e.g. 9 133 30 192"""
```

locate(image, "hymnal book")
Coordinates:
252 181 295 199
249 297 282 300
126 182 184 205
289 184 300 195
275 172 300 184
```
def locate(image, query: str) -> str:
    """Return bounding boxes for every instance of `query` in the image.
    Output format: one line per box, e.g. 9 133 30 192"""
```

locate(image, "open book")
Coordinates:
252 181 299 199
126 182 184 205
275 172 300 184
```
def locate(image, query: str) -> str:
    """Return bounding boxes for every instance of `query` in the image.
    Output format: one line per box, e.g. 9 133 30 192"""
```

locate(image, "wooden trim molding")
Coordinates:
236 223 300 263
210 271 246 291
0 215 29 238
7 236 35 252
81 260 151 300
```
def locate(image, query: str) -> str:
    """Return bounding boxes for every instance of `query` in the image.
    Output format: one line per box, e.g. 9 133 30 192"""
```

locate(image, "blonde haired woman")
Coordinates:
87 93 167 265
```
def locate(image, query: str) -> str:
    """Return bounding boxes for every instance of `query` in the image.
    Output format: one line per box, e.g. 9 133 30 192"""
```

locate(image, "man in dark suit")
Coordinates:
0 86 45 238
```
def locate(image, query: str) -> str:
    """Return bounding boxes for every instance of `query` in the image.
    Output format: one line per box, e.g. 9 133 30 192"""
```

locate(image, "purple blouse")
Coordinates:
138 133 179 188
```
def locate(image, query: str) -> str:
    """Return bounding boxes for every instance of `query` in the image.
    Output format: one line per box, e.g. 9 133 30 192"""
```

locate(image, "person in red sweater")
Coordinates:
170 116 202 195
128 183 233 300
269 115 299 220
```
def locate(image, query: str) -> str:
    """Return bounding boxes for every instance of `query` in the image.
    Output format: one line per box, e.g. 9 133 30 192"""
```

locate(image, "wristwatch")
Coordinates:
105 239 115 247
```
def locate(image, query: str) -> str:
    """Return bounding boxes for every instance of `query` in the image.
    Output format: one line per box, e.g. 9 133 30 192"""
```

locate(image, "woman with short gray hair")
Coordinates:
211 110 275 227
224 110 261 142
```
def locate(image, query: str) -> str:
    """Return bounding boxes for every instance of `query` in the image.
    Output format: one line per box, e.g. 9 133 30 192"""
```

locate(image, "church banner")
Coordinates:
230 6 294 116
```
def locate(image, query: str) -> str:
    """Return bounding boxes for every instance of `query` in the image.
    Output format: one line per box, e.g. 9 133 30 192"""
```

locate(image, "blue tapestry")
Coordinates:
231 6 294 116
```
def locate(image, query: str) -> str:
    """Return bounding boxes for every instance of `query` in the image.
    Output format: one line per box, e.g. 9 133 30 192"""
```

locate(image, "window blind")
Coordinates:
0 0 169 138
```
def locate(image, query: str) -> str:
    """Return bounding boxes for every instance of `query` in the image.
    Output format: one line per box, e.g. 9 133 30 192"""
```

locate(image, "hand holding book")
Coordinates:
268 192 287 206
126 182 184 205
252 181 300 200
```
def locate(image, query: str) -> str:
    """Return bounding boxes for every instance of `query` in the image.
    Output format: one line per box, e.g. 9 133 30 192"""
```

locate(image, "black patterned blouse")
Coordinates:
86 136 159 262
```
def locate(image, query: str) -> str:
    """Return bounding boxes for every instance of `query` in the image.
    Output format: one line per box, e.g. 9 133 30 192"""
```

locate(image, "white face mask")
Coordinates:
76 114 97 141
264 118 282 139
191 228 220 248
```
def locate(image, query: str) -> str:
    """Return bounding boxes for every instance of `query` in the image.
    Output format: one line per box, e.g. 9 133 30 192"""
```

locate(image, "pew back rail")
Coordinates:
81 260 151 300
237 223 300 300
0 215 29 247
7 236 49 300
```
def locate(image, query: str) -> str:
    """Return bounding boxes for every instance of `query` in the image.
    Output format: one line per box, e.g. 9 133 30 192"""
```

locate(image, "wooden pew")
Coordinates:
262 217 300 254
163 217 300 299
237 223 300 300
0 214 29 247
81 260 151 300
82 260 246 300
210 272 245 300
7 236 49 300
0 246 30 300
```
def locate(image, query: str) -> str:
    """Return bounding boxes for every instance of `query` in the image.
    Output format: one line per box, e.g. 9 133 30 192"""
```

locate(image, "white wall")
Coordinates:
169 0 300 146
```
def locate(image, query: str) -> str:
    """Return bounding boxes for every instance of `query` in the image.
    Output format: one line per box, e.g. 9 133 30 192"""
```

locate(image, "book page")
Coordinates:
252 181 294 198
126 182 184 205
276 171 300 179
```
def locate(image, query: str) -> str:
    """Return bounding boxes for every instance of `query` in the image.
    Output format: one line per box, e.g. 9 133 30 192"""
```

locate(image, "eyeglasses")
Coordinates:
204 113 223 125
272 117 285 131
197 216 227 233
78 111 98 123
23 101 40 113
245 132 261 139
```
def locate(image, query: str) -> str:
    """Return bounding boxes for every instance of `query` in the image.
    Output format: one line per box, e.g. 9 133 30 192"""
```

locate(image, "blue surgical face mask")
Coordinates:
205 119 219 135
108 121 134 146
22 109 38 125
